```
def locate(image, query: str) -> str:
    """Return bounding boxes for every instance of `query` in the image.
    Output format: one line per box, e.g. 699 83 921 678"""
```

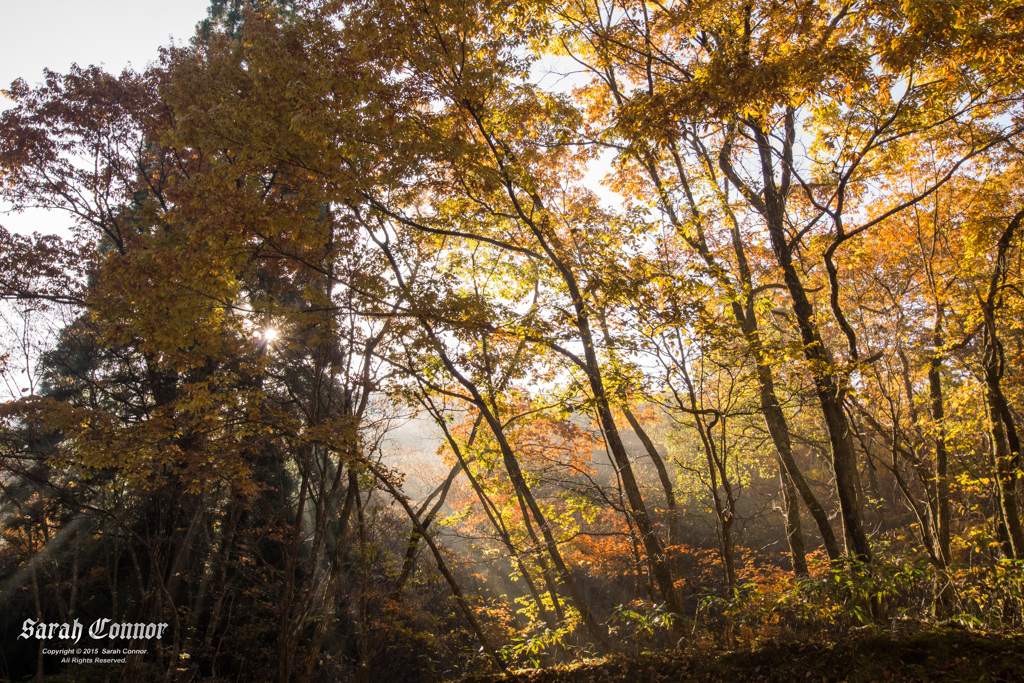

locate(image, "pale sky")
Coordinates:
1 0 212 235
1 0 211 95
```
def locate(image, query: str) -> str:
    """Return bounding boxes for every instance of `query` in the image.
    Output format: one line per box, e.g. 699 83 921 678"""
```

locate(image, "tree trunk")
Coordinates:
780 469 809 575
719 120 872 561
979 208 1024 559
755 363 842 561
621 405 680 547
928 314 952 566
368 462 508 674
765 181 870 561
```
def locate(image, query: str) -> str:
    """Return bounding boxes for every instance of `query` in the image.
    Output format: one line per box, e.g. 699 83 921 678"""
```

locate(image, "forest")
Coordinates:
0 0 1022 680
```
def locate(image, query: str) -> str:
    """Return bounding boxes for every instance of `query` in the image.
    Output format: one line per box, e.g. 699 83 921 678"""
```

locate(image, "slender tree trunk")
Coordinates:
488 421 617 653
456 95 688 624
515 491 568 624
367 462 508 674
569 305 686 623
276 446 312 683
980 208 1024 558
766 198 870 561
780 469 809 575
397 309 616 653
417 395 563 629
755 363 842 561
299 472 358 682
928 312 952 567
641 132 840 564
680 360 738 590
987 389 1024 558
720 121 871 561
596 309 681 549
621 405 679 547
393 461 462 594
926 339 954 612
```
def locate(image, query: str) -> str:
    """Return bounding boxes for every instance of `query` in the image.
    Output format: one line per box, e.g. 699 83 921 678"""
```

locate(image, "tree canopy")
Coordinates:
1 0 1023 679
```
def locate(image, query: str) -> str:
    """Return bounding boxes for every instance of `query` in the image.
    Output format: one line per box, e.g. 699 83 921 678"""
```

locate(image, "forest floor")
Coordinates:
462 627 1024 682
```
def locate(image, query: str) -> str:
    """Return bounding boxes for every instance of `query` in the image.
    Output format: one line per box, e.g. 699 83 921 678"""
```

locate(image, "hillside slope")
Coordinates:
463 628 1024 682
